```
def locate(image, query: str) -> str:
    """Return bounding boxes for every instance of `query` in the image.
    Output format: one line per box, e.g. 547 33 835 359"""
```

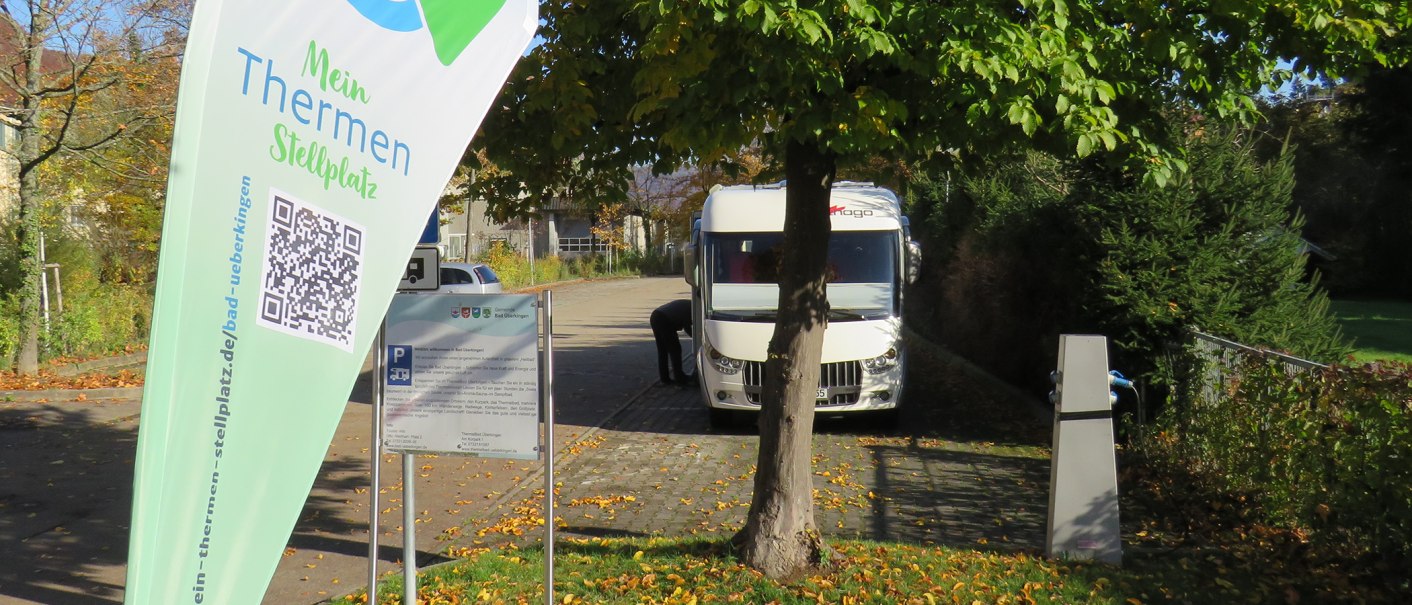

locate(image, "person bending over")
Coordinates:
650 299 694 385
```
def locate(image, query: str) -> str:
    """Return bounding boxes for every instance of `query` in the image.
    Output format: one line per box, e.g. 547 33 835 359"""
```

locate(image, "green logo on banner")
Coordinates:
347 0 508 66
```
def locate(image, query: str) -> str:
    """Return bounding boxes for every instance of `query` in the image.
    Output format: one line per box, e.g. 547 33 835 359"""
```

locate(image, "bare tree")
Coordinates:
1 0 185 372
627 165 694 253
629 149 772 253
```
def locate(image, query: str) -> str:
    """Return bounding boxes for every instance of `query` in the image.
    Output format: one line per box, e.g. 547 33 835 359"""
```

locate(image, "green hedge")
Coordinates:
1141 352 1412 566
0 292 18 367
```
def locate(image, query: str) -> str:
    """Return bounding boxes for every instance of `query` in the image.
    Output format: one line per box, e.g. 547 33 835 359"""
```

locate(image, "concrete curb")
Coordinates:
50 351 149 376
0 386 143 403
1 351 147 403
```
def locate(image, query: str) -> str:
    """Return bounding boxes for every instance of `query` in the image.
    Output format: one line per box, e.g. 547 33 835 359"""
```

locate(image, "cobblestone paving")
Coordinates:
460 381 1051 554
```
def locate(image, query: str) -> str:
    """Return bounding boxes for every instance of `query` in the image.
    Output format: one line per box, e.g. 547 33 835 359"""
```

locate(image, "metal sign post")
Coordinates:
369 325 385 605
38 233 50 334
403 453 417 605
541 290 555 605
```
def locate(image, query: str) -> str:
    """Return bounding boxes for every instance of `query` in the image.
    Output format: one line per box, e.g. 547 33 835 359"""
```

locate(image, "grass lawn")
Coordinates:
343 531 1400 605
1331 299 1412 363
419 539 1120 604
344 537 1192 604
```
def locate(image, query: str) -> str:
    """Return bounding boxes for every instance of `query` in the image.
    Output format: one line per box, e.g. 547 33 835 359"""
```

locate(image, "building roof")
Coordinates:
0 12 79 110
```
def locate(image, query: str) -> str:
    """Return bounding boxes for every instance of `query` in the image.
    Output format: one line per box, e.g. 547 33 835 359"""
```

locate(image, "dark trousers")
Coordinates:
650 310 685 383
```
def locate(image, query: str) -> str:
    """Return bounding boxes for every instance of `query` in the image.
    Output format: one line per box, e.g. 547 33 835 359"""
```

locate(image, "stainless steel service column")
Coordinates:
1045 334 1122 565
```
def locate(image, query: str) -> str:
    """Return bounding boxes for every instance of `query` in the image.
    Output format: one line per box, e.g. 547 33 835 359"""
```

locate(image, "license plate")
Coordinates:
816 388 828 400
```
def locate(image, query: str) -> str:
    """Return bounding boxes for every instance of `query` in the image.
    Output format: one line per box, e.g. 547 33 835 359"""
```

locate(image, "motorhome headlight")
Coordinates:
862 347 899 375
708 346 743 375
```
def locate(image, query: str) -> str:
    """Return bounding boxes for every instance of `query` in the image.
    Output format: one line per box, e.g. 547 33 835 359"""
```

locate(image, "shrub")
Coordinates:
39 239 153 360
44 281 152 358
532 254 565 284
905 154 1087 392
0 233 154 368
617 248 676 275
1141 350 1412 569
564 253 605 278
0 292 18 369
482 244 586 290
483 242 531 287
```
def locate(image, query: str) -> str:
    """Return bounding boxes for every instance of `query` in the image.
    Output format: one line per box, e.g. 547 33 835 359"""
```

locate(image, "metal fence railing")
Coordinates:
1186 330 1328 410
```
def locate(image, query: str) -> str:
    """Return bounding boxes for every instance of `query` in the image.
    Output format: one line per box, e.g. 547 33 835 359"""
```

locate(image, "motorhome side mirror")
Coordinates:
684 217 702 287
683 244 698 287
906 240 922 284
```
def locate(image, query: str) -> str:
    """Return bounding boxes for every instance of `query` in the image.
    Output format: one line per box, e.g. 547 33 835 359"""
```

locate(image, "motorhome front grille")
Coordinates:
743 360 862 406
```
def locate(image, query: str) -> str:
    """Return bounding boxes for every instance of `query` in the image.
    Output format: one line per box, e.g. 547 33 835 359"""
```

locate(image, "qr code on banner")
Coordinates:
256 191 365 351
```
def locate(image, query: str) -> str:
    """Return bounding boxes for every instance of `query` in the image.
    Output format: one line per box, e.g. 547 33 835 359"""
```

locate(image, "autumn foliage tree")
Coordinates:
476 0 1409 580
628 149 771 254
54 25 185 284
1 0 186 372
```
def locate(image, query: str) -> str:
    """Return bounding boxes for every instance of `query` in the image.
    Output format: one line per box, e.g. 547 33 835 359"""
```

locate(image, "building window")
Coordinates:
446 234 466 260
558 237 606 253
0 122 15 151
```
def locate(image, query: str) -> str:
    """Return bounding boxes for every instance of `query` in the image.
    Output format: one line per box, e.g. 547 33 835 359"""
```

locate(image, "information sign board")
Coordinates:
382 293 540 458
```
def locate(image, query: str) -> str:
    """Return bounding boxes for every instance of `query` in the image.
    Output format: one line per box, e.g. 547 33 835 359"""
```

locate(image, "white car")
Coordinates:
437 262 504 294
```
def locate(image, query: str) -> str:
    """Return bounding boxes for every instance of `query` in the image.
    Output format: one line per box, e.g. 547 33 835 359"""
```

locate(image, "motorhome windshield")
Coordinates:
704 231 899 322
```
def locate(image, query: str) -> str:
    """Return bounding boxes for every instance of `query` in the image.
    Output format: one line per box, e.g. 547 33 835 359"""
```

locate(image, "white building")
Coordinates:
0 115 19 220
438 195 646 262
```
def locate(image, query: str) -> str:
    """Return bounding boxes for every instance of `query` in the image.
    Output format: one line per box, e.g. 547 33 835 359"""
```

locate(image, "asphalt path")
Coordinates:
0 276 692 605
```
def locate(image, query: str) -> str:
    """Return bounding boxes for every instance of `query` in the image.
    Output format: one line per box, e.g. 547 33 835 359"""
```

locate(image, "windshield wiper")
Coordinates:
711 310 777 322
827 309 885 321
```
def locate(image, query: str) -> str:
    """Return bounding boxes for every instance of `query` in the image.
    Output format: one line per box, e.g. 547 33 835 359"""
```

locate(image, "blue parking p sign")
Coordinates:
387 345 413 386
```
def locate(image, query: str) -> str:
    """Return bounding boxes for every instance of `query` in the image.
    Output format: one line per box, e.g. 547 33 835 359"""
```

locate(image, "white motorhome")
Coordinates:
684 182 919 426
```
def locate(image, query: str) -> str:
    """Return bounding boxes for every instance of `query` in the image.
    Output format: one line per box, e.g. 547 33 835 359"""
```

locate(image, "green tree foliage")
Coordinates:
911 124 1349 394
52 39 184 285
905 153 1085 391
1252 86 1368 293
475 0 1407 580
1079 125 1349 368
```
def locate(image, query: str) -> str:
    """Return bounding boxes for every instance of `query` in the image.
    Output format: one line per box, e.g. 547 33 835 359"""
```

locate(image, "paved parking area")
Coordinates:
452 372 1051 558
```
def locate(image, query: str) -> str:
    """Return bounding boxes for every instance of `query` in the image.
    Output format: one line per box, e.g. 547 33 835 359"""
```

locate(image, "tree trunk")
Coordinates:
13 8 50 375
733 138 837 580
14 175 42 374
